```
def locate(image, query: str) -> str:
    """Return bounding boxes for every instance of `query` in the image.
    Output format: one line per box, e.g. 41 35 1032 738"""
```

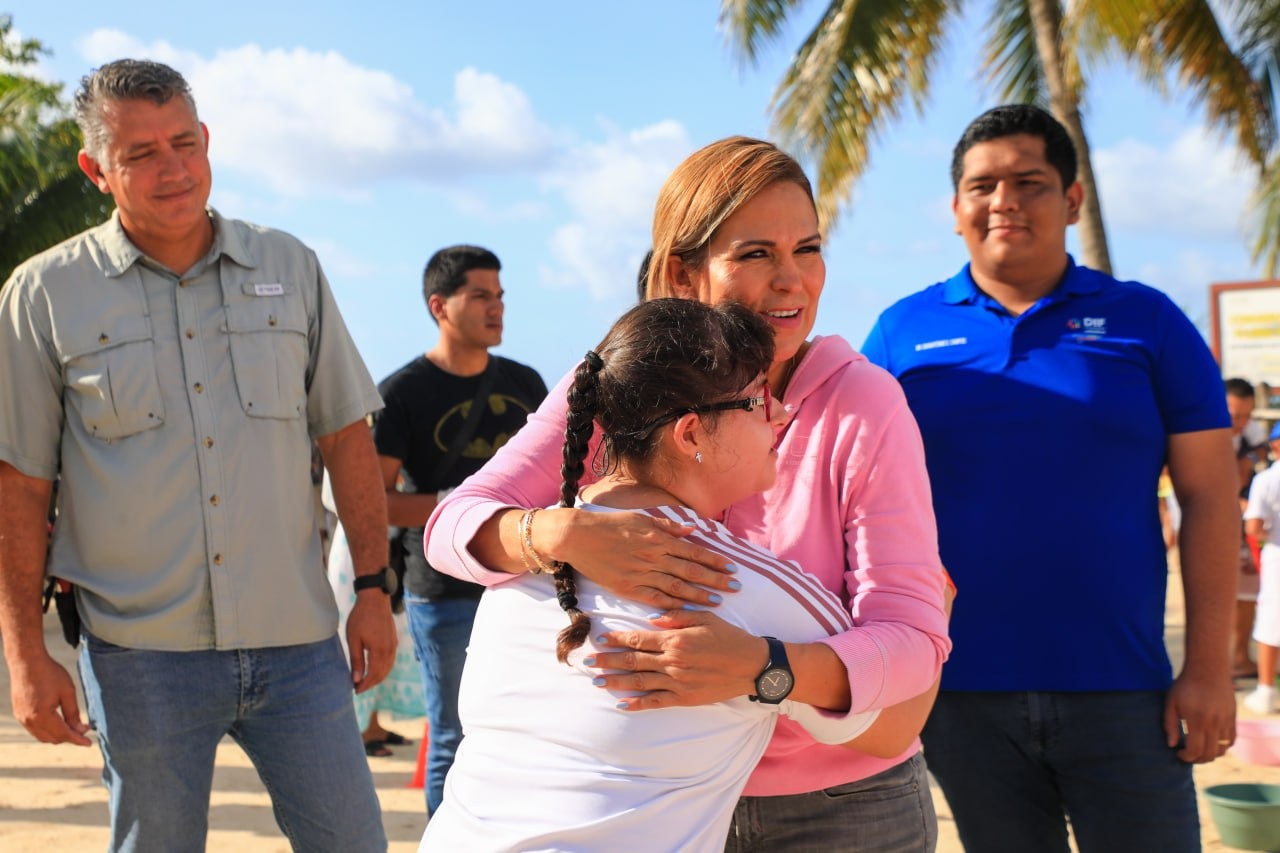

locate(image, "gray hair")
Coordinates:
75 59 199 161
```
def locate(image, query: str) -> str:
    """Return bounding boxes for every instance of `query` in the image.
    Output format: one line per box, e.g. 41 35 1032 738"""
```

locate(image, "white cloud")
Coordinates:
77 30 555 196
1131 249 1248 330
304 237 377 280
73 29 693 301
539 120 692 300
1092 127 1255 240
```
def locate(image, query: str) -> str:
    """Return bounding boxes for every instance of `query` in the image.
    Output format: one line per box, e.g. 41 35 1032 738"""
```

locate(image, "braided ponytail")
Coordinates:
553 352 602 662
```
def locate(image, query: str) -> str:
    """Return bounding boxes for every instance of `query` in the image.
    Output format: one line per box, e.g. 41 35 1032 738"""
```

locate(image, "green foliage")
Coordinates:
0 15 114 286
720 0 1280 275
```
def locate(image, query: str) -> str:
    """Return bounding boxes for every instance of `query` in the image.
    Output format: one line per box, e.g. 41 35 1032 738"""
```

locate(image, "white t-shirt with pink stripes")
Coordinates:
420 503 877 853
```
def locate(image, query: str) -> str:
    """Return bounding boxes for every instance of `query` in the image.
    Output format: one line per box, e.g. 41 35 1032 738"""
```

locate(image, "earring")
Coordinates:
695 452 703 464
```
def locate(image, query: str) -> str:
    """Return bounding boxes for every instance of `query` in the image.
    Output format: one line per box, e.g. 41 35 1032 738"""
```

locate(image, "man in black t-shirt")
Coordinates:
372 245 547 816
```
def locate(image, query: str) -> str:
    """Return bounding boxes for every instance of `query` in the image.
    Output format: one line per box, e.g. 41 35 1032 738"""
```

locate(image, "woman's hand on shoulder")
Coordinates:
539 508 737 609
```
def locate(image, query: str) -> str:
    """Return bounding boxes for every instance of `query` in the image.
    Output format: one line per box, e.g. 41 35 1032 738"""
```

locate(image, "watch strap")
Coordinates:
353 567 390 593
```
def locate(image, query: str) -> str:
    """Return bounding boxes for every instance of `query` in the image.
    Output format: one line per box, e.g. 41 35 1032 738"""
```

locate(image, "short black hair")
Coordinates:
951 104 1077 191
1226 377 1256 399
422 245 501 322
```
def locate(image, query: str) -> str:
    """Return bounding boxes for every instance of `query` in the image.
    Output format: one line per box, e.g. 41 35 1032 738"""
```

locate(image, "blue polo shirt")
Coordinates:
862 258 1228 691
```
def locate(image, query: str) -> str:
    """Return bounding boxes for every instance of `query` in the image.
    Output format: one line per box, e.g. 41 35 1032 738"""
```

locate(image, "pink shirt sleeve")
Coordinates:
424 369 575 585
823 393 950 712
741 346 949 717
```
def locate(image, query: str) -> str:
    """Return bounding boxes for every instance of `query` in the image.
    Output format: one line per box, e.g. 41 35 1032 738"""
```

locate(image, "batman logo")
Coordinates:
432 394 535 459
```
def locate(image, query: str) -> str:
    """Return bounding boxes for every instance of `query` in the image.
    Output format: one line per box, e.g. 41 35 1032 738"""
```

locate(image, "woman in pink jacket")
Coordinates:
426 136 951 851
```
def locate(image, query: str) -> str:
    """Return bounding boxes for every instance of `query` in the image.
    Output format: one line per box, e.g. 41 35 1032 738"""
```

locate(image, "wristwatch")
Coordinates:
353 566 398 597
749 636 795 704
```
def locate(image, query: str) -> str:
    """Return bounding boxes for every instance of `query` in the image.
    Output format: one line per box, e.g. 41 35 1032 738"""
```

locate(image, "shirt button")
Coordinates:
185 328 195 339
210 495 220 506
204 437 214 449
194 382 203 393
179 280 188 288
98 333 109 344
213 553 223 565
268 316 277 327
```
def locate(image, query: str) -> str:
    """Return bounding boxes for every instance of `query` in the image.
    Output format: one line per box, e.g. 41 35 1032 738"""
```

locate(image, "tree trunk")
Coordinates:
1027 0 1114 275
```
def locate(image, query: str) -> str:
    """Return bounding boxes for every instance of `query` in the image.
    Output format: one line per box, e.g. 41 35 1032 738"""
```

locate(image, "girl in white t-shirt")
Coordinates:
421 299 885 852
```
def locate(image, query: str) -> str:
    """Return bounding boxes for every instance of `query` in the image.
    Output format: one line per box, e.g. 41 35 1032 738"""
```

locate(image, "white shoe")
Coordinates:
1245 685 1278 715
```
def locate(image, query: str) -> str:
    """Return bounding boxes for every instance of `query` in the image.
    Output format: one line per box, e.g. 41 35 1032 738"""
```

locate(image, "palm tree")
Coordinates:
0 17 113 285
721 0 1279 275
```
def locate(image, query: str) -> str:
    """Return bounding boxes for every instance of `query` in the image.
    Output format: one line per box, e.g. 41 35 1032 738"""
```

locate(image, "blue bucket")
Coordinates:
1206 784 1280 851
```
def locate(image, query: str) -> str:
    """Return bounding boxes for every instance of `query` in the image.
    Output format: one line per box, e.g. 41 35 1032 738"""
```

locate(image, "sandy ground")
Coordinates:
2 562 1278 852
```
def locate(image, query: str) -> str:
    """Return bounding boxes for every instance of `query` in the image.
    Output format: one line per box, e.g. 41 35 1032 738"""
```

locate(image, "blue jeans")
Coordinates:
78 633 385 853
921 691 1199 853
405 593 480 816
725 752 937 852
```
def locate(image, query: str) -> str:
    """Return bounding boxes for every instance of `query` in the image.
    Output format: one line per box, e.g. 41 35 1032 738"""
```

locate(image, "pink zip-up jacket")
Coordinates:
425 334 951 795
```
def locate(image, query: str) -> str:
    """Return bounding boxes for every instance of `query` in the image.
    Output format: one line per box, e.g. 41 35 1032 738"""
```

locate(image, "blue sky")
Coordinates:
8 1 1269 385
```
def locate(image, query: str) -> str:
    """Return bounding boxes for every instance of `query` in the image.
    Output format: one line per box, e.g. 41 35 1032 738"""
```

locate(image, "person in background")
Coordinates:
1226 377 1267 679
862 103 1238 852
323 469 426 756
426 136 950 852
0 59 393 851
1244 424 1280 713
374 244 547 815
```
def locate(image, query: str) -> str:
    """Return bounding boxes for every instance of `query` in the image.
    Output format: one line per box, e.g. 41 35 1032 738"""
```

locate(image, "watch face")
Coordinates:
757 668 794 702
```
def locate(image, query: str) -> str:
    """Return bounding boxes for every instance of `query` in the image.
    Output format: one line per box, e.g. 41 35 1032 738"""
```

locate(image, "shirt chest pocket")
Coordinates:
224 292 309 420
63 315 166 441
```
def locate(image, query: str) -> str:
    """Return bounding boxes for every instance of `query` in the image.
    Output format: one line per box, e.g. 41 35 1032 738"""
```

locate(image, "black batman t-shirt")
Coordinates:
373 355 547 599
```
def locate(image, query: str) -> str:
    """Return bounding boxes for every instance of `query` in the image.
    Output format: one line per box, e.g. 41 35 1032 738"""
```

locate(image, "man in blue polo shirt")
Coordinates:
862 104 1239 852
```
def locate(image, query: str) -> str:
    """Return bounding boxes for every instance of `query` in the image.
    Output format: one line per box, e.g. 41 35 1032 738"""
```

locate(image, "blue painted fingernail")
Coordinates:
583 656 596 666
708 593 723 604
592 676 606 687
646 612 664 620
724 563 739 573
616 701 629 709
683 603 704 611
727 580 742 591
595 635 610 645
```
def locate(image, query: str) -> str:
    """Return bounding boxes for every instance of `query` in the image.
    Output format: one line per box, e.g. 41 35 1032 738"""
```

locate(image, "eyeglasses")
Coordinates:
635 383 773 439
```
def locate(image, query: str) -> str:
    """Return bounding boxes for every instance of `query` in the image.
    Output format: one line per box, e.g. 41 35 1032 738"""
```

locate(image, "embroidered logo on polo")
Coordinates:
1066 316 1107 339
914 337 968 352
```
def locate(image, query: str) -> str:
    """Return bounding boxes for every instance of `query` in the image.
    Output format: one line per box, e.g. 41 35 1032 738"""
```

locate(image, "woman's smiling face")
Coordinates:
673 180 825 372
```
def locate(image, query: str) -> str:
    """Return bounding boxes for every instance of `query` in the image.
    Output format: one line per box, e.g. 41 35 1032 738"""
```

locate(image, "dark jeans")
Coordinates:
726 752 937 852
922 690 1199 853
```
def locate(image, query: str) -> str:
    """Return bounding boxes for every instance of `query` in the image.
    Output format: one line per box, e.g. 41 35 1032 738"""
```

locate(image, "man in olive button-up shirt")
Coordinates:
0 59 393 852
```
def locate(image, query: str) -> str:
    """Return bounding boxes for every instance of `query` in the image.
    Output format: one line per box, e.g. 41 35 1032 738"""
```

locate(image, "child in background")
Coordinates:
1244 422 1280 714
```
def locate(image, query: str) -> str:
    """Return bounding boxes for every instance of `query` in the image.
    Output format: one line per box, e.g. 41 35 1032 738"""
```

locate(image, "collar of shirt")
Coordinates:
90 208 259 278
941 255 1105 312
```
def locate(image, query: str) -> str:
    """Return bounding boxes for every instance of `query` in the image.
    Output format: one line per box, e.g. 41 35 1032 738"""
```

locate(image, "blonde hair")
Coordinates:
647 136 816 300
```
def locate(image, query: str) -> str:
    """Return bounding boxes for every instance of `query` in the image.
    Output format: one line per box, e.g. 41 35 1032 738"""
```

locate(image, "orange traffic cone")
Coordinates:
408 722 431 789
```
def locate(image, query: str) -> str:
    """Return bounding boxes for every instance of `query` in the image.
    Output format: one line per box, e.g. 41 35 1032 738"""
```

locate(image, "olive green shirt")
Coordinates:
0 210 382 650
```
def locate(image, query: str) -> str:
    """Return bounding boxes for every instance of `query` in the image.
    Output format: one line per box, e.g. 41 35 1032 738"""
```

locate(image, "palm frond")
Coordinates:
720 0 812 66
982 0 1047 105
768 0 955 229
1103 0 1274 167
1252 153 1280 276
